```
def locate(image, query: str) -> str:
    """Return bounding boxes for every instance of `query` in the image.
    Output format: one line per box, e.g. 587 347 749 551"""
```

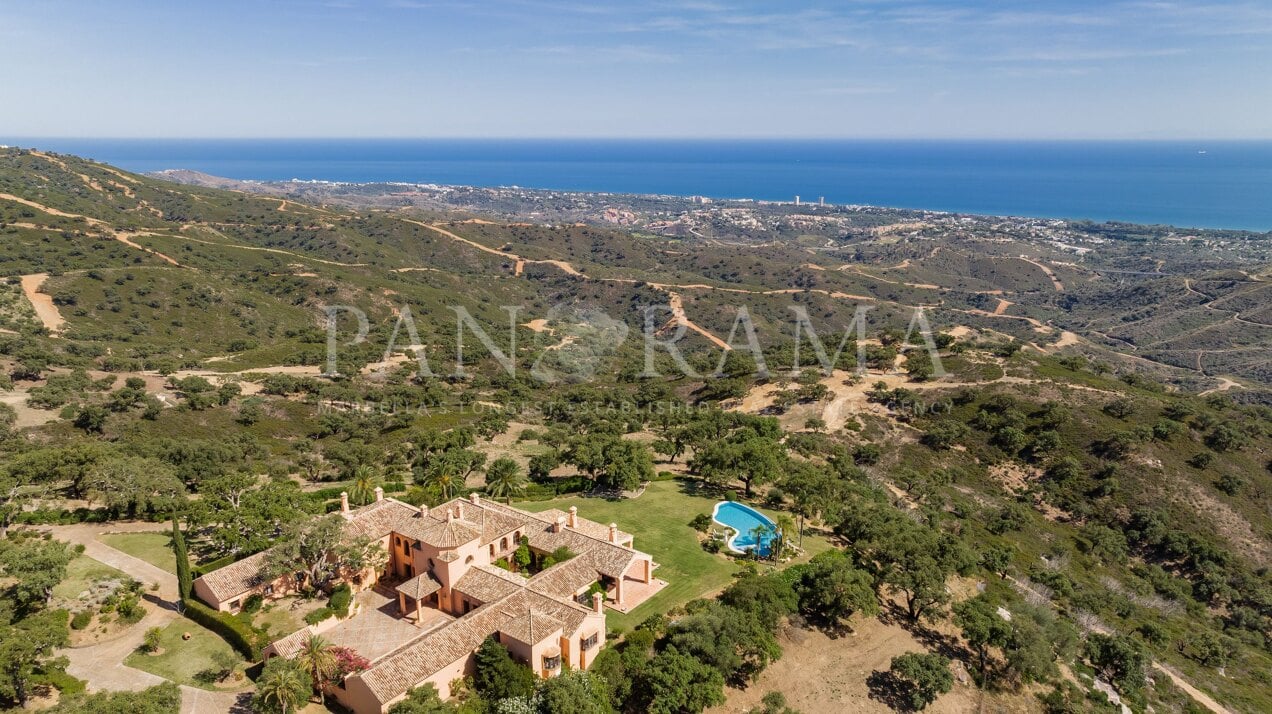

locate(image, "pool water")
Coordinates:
712 501 778 557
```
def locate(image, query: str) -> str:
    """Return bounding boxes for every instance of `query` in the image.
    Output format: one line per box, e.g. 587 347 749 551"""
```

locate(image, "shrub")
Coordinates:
921 420 969 450
143 626 162 653
328 584 353 617
41 668 87 697
1188 452 1215 469
689 513 713 532
117 593 145 624
1215 473 1245 497
242 594 264 614
305 607 335 625
852 443 882 465
70 610 92 630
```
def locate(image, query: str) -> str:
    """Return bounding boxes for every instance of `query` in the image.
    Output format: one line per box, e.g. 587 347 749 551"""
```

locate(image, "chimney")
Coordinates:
592 592 604 614
456 504 464 521
374 486 384 502
554 515 566 533
608 523 618 543
568 506 577 529
446 509 455 523
419 504 429 518
469 492 480 505
339 492 350 518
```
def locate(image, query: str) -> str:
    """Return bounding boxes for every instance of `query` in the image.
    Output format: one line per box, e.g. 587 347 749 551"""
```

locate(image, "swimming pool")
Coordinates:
712 501 778 557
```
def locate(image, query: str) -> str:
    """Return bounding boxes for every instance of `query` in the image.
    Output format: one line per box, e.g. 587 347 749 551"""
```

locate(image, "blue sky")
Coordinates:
2 0 1270 138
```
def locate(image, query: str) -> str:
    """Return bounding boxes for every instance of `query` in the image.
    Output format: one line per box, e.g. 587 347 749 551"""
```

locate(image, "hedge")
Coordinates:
16 506 169 525
16 507 113 526
181 598 266 660
193 554 238 577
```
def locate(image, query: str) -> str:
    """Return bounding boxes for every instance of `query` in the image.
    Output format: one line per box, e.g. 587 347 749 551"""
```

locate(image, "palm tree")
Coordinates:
484 457 526 502
296 633 339 703
255 657 312 714
348 465 381 506
774 514 798 560
421 469 461 500
749 524 772 560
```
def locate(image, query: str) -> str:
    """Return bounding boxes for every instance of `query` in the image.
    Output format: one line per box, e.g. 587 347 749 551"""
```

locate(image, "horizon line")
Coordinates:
5 135 1270 143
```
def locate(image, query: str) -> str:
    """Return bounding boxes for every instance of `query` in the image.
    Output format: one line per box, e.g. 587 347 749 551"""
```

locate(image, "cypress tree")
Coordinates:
172 513 192 601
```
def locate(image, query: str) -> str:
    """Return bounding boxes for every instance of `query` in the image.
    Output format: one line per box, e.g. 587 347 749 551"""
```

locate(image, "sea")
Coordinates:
7 138 1272 231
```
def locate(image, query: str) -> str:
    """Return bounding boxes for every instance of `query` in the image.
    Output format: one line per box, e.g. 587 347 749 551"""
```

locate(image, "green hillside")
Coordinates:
0 148 1269 713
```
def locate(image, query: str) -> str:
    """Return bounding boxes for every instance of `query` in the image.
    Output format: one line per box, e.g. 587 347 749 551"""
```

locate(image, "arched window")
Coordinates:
465 555 474 564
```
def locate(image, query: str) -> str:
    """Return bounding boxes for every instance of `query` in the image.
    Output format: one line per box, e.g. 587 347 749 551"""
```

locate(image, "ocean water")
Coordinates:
7 138 1272 231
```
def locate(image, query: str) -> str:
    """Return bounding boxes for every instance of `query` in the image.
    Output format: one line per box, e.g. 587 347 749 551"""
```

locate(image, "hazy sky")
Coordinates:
3 0 1270 138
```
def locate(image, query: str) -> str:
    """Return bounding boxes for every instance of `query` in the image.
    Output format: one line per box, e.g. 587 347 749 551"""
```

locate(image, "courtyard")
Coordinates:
321 588 453 662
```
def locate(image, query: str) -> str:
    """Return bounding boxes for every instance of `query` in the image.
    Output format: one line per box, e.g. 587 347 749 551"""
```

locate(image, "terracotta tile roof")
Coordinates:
356 595 519 702
396 572 442 601
192 550 270 602
196 498 416 603
395 513 483 548
522 523 646 579
526 556 600 600
344 499 419 540
268 627 316 660
354 588 597 703
498 607 562 645
453 565 526 604
431 497 528 545
519 589 592 639
530 507 631 544
204 495 642 708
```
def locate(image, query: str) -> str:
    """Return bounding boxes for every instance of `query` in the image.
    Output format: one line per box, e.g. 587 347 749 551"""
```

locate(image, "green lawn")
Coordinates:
99 532 175 573
124 619 246 690
520 479 832 631
52 555 131 604
251 596 329 641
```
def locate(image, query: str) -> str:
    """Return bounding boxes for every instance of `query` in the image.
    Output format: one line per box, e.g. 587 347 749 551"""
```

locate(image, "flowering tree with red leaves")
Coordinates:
330 646 371 682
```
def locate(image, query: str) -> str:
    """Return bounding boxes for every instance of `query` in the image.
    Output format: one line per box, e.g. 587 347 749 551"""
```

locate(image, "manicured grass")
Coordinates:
99 532 175 573
52 555 131 603
520 479 831 631
124 619 246 690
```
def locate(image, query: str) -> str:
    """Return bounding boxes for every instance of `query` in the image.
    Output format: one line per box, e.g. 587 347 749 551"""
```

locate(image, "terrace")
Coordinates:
270 588 453 663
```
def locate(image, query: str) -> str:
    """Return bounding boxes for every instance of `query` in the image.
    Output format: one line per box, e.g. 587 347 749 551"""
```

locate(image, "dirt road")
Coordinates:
19 273 65 333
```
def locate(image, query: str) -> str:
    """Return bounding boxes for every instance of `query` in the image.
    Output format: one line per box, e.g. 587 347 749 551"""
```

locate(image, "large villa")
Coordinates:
191 490 664 713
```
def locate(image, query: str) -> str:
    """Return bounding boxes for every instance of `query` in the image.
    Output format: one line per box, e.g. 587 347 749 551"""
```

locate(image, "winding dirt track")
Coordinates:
402 218 1098 351
19 273 65 333
1017 256 1065 291
0 193 182 266
401 219 584 276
